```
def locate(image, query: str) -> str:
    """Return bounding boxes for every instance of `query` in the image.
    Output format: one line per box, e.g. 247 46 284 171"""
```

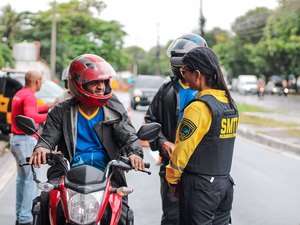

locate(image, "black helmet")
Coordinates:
167 33 207 79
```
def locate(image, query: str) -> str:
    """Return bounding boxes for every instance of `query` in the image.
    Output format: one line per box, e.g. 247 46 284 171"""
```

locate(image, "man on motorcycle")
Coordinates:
29 54 145 224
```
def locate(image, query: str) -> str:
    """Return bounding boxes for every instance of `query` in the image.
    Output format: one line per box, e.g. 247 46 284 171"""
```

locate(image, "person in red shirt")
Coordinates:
10 70 53 225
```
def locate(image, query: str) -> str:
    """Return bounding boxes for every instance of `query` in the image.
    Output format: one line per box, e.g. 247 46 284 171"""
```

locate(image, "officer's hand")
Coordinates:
129 154 144 171
169 184 179 198
161 141 175 159
29 147 50 168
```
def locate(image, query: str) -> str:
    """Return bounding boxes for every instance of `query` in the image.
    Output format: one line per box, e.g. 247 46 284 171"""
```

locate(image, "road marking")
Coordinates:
0 163 16 192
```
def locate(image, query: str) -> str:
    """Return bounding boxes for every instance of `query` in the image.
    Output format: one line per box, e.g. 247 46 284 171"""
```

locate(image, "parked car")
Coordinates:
130 75 164 110
237 74 258 95
0 69 64 135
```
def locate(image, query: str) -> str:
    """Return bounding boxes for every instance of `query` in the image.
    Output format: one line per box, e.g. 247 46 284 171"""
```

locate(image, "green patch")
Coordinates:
239 114 299 127
236 103 271 113
286 129 300 136
258 129 300 138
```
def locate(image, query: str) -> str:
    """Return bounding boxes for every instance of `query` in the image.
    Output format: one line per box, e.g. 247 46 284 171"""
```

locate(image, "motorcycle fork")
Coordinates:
109 193 123 225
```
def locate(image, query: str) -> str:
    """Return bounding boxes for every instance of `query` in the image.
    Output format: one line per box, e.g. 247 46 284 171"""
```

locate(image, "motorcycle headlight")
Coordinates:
67 189 104 224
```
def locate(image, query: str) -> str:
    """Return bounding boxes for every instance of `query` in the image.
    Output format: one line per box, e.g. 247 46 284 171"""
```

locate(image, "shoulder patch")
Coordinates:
179 118 197 141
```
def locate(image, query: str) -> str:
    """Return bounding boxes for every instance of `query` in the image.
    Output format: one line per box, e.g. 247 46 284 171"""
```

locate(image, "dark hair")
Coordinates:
182 47 236 110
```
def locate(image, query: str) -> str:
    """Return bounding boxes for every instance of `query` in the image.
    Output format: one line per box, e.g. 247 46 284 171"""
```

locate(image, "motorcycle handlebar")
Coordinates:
144 162 150 169
19 153 66 167
116 156 151 175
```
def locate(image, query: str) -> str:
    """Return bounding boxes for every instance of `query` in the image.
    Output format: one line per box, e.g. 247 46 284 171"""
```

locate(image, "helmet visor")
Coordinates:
167 38 202 57
77 61 117 85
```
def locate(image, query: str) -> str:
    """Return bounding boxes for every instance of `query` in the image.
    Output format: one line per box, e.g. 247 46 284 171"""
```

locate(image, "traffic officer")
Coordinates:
166 46 239 225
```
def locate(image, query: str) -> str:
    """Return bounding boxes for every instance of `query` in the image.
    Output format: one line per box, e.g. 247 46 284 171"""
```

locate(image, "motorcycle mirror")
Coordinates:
15 115 38 135
137 122 161 142
15 115 53 150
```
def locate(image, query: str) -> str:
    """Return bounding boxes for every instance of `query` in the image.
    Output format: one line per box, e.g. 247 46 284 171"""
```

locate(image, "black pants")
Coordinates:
160 167 179 225
179 173 234 225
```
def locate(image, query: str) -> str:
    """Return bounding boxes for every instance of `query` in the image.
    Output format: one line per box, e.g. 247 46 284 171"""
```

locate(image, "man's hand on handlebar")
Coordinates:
128 154 144 171
29 147 61 168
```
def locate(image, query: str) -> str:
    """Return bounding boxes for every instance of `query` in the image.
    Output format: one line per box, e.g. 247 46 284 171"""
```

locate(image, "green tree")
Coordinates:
203 28 230 47
262 0 300 86
122 46 146 73
232 7 272 44
214 37 255 78
0 4 29 48
137 44 170 77
0 42 14 68
16 0 127 76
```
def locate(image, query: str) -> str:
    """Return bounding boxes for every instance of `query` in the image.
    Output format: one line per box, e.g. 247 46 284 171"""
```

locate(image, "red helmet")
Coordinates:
68 54 116 107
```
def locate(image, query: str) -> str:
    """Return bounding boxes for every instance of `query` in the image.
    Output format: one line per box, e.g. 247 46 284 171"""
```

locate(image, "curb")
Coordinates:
237 126 300 155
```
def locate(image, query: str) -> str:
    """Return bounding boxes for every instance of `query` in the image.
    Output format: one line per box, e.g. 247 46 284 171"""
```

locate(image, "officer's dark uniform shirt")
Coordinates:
166 89 239 184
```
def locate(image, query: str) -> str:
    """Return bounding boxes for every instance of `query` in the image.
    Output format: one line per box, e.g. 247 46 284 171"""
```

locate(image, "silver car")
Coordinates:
130 75 164 110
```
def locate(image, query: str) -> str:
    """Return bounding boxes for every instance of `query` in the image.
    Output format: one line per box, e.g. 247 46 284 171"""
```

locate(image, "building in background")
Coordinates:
12 41 51 80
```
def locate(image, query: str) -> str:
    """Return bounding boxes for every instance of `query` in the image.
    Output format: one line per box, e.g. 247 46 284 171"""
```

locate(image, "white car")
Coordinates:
237 75 258 95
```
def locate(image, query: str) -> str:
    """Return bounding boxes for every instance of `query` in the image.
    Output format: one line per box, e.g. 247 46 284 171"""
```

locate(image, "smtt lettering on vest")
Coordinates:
220 117 239 138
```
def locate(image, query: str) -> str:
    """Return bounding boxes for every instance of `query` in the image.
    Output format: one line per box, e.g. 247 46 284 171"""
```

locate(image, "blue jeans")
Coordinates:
10 135 39 224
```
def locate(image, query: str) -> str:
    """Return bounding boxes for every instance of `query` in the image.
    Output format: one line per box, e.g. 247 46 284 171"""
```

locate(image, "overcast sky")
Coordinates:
0 0 279 50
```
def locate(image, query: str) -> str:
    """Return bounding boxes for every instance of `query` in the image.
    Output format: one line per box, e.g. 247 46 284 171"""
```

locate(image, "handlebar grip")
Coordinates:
144 162 150 169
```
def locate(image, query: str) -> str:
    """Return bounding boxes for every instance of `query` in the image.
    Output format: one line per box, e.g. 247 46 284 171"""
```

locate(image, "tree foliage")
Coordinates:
232 7 271 44
1 0 300 90
3 0 128 77
0 42 13 68
214 0 300 90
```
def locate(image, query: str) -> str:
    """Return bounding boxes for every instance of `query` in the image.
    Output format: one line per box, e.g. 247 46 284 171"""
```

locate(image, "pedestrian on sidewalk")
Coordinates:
257 77 266 99
166 46 239 225
145 33 207 225
10 70 55 225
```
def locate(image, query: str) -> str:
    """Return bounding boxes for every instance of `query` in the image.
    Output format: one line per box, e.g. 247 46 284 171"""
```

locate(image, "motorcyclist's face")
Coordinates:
83 80 105 96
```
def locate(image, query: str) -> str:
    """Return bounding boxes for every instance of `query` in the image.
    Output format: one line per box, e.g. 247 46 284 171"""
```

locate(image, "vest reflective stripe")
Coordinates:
185 95 238 176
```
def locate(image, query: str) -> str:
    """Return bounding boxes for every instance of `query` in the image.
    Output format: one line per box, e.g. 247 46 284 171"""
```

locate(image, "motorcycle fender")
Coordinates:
109 193 122 225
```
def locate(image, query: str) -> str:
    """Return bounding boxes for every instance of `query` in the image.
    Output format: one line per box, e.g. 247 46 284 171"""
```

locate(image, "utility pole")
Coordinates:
156 23 161 75
199 0 206 36
50 0 57 78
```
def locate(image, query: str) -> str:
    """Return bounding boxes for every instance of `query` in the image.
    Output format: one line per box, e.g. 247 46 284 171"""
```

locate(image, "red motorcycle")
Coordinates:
16 115 160 225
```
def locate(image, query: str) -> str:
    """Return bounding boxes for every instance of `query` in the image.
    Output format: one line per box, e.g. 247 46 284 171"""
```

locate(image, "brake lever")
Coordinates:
138 168 151 175
19 162 30 167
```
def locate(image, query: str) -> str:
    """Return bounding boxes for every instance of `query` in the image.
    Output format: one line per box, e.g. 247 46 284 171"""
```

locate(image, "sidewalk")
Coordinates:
238 123 300 155
235 96 300 155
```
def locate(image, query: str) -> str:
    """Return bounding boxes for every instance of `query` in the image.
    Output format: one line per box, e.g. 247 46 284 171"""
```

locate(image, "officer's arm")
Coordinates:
166 102 212 185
